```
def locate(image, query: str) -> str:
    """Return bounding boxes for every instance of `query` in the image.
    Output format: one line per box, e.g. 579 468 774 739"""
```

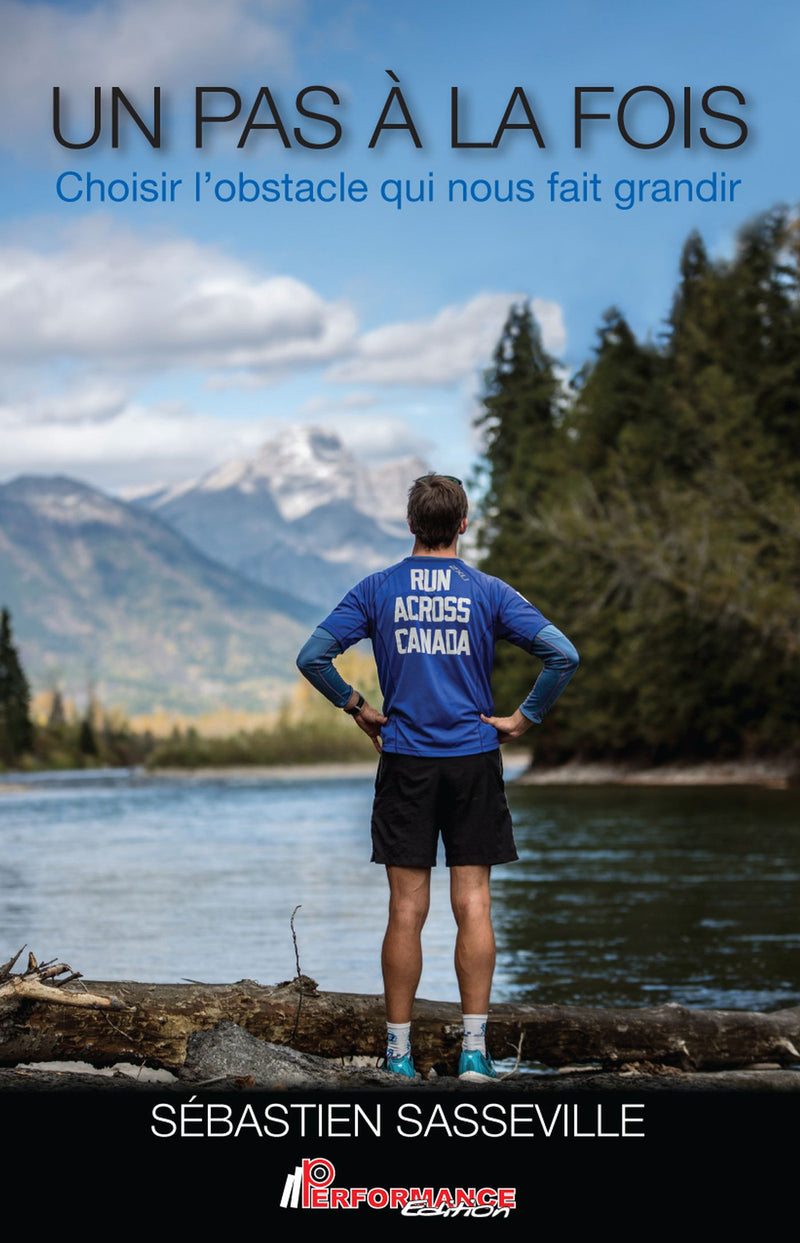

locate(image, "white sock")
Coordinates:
462 1014 487 1053
386 1021 411 1059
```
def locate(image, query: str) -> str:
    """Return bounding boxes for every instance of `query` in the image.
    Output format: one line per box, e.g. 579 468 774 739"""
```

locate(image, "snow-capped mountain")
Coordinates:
132 427 429 609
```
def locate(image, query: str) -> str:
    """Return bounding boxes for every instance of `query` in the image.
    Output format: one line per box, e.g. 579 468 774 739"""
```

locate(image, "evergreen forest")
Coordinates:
0 607 33 764
476 208 800 765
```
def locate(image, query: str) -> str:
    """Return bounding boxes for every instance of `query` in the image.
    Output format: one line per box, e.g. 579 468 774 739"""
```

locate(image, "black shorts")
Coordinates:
370 749 518 868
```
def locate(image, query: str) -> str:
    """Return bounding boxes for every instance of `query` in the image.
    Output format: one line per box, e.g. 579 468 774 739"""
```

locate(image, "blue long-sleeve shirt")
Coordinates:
297 623 578 734
298 557 577 755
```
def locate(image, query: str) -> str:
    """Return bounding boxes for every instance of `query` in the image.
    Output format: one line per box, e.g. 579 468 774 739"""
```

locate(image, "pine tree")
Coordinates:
568 307 666 487
0 608 34 762
79 715 99 757
667 211 800 493
47 687 66 728
474 301 562 575
473 302 565 713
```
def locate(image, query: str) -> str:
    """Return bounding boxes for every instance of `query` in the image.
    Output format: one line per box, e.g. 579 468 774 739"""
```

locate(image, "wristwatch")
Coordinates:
344 692 365 716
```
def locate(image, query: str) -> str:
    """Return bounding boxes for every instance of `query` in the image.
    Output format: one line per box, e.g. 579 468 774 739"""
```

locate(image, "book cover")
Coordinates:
1 0 796 1211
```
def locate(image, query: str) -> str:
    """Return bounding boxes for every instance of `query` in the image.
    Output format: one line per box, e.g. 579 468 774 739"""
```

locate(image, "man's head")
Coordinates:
407 474 469 550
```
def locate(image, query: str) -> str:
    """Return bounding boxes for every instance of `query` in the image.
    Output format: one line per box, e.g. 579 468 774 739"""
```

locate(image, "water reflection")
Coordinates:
494 784 800 1009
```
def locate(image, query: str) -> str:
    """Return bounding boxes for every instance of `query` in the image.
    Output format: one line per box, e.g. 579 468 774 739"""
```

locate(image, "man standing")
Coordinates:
297 474 578 1080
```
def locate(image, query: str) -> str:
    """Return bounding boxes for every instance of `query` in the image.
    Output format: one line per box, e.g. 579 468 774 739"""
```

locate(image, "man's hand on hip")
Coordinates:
479 709 532 745
353 701 388 753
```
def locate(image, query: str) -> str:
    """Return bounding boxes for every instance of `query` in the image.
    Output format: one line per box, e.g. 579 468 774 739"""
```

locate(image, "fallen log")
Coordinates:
2 976 799 1076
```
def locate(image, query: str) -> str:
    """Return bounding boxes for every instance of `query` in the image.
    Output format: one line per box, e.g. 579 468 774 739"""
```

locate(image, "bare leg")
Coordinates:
450 865 495 1014
382 866 431 1023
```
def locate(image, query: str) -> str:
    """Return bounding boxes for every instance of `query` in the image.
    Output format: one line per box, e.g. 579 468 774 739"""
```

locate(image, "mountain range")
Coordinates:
0 428 428 715
128 426 425 610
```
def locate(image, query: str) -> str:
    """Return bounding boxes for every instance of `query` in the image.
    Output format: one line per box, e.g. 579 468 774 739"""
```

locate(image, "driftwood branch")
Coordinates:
289 905 303 1043
0 948 127 1014
0 948 25 978
1 978 798 1075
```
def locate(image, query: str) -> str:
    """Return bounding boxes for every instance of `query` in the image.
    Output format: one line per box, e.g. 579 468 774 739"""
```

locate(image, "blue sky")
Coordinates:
0 0 796 491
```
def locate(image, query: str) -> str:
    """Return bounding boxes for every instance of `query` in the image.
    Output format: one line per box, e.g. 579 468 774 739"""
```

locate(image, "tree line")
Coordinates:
476 207 800 764
0 607 381 771
0 607 153 769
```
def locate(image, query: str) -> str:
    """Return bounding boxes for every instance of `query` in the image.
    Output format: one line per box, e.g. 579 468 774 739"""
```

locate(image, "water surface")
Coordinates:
1 769 798 1013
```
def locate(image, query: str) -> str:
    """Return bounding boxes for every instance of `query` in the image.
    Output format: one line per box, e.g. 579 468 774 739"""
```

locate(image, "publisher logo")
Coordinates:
279 1157 516 1216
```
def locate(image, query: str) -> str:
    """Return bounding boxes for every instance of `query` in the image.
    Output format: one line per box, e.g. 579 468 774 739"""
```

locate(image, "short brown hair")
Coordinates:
407 474 469 549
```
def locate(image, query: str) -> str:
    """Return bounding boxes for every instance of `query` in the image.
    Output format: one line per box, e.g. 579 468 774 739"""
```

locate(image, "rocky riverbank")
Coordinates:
518 757 798 788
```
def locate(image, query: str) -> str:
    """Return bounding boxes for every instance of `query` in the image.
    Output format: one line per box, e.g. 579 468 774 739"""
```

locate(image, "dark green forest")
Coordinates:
0 607 33 764
476 208 800 765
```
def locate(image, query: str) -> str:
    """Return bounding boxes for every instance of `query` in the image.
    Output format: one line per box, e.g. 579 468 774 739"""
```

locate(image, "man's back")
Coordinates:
319 555 550 756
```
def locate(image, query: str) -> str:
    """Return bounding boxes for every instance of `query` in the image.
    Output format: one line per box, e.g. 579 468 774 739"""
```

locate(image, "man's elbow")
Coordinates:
550 634 579 674
296 638 315 679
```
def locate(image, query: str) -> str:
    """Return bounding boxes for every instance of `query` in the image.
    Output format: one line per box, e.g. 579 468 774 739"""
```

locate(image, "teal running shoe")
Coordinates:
458 1049 496 1082
385 1052 415 1077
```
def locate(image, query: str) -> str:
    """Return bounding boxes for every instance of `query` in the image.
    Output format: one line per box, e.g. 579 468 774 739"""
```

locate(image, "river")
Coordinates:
1 767 798 1015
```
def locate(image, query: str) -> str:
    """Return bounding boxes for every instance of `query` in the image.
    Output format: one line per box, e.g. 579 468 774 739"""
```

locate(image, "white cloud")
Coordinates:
327 293 566 387
5 379 130 425
0 217 567 488
0 394 276 491
316 414 433 464
0 221 357 375
0 387 429 490
298 390 378 416
0 223 565 398
1 0 297 148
